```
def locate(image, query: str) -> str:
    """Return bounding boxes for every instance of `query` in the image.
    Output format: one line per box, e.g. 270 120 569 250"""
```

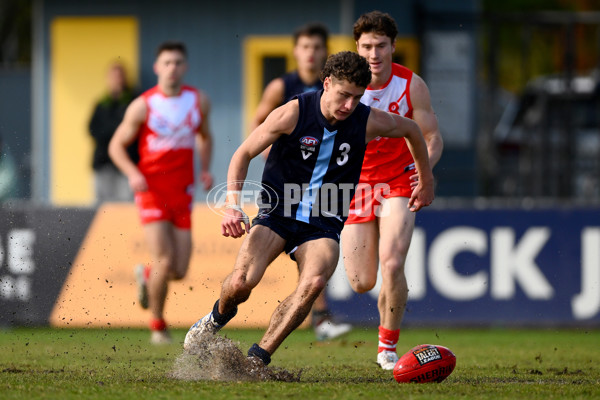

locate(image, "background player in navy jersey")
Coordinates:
184 51 434 367
251 23 328 138
251 22 351 341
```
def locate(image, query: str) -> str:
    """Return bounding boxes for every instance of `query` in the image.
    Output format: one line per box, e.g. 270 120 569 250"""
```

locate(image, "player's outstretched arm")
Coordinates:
365 108 434 212
221 100 299 238
408 74 443 190
411 74 443 168
108 96 147 192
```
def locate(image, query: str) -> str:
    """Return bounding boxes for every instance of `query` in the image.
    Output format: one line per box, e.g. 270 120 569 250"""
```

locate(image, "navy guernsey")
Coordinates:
261 90 371 233
282 72 323 103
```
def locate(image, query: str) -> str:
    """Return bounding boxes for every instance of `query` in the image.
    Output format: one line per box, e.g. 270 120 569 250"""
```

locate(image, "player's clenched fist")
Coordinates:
221 205 250 238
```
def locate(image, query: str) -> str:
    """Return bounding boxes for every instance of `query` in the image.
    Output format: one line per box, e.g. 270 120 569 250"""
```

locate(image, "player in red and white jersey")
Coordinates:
357 63 416 186
109 41 213 344
342 11 443 370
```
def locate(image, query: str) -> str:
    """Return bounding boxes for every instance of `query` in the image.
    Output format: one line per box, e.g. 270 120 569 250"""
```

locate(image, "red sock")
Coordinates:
143 265 151 281
150 318 167 331
378 326 400 353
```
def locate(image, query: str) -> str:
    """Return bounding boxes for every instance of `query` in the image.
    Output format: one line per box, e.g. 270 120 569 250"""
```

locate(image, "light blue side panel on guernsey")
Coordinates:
296 128 337 223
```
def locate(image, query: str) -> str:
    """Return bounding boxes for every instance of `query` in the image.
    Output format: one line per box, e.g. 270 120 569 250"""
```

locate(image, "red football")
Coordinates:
393 344 456 383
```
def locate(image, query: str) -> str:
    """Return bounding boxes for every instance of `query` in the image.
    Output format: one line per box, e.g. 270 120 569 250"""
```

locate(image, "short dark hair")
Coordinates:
353 11 398 42
320 51 371 89
293 23 329 46
156 41 187 58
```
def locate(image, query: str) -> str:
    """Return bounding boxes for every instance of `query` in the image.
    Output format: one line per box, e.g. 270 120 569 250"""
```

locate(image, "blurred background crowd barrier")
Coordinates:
1 204 598 327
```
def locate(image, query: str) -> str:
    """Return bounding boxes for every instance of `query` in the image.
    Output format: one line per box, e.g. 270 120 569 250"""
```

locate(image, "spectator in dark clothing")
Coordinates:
89 62 138 203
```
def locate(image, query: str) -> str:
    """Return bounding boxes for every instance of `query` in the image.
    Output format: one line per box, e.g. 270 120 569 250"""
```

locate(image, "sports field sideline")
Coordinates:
1 326 598 399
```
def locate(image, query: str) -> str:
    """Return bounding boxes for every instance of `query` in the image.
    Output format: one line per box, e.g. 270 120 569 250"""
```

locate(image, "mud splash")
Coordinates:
171 332 300 382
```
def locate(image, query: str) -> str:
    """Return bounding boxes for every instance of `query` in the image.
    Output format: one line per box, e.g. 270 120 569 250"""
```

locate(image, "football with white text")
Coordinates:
393 344 456 383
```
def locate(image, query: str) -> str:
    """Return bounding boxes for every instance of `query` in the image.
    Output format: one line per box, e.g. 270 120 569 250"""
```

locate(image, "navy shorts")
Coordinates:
252 210 340 260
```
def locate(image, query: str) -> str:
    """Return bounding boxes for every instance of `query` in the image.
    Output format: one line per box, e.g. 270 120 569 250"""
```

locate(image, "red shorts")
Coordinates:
346 169 413 224
134 178 194 229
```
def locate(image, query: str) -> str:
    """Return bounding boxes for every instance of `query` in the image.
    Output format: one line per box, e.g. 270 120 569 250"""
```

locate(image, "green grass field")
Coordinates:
1 326 598 399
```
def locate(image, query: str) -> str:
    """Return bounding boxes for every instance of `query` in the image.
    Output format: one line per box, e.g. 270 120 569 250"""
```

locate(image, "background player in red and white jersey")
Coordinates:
251 22 352 342
109 41 213 344
341 11 443 369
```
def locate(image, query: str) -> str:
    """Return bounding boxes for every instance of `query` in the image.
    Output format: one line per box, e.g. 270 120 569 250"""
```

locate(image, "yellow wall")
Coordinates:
50 17 138 205
243 35 419 138
243 35 355 137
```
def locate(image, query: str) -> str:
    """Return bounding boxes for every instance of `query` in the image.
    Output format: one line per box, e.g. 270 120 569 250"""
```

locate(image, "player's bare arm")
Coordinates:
250 78 285 159
222 100 300 238
108 96 148 192
366 107 434 211
410 73 443 168
196 90 214 190
250 78 286 132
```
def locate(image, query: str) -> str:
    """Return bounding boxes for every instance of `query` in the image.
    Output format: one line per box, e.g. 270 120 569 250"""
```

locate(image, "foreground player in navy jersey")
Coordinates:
251 22 352 341
185 51 434 367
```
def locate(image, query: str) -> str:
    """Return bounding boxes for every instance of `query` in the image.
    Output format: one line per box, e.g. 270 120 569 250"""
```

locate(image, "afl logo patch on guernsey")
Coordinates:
299 136 319 160
300 136 320 146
